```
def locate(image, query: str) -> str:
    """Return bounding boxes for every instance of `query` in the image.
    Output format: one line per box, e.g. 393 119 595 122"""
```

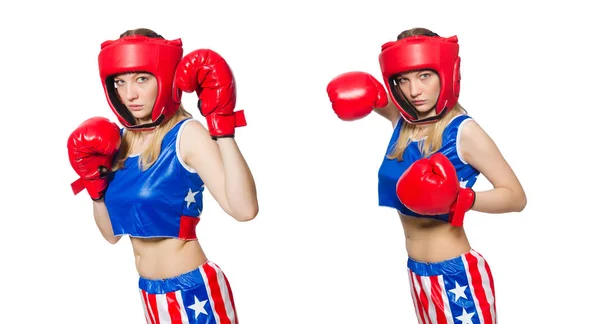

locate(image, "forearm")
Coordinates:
471 187 527 214
373 93 400 124
216 138 259 221
92 200 121 244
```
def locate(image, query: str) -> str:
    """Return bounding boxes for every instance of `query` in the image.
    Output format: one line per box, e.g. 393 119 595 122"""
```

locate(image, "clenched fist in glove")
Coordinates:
326 71 389 121
395 153 475 227
175 49 246 140
67 117 121 200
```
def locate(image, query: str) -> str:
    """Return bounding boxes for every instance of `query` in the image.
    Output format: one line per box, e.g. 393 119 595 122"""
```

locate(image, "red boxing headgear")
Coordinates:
379 35 461 124
98 35 184 130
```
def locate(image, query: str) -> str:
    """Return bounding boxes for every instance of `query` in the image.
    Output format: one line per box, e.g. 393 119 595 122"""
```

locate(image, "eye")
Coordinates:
137 76 148 83
420 73 431 79
114 79 124 87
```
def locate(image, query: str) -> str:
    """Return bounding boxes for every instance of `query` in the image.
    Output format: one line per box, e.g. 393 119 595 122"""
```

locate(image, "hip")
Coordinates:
139 260 238 324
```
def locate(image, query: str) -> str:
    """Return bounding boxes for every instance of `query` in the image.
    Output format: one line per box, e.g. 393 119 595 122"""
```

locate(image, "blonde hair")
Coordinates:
111 27 193 171
113 107 193 171
387 27 467 161
387 103 466 160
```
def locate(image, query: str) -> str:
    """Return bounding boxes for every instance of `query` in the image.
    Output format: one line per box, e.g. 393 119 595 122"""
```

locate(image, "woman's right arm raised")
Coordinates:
93 200 121 244
326 71 397 125
67 116 122 244
373 92 401 127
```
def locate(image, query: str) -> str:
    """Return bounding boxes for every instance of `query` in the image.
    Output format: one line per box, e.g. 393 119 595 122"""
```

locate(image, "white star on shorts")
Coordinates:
188 295 208 319
448 281 468 302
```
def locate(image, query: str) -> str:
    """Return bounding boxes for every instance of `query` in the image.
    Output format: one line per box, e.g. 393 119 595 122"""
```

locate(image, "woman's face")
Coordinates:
113 72 158 124
395 70 441 119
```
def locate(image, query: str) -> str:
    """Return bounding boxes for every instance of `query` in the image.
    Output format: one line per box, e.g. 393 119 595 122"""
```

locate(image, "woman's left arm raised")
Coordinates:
460 119 527 214
181 120 259 222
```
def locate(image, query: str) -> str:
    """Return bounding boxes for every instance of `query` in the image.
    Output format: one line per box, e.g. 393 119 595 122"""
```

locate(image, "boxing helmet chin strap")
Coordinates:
125 115 167 131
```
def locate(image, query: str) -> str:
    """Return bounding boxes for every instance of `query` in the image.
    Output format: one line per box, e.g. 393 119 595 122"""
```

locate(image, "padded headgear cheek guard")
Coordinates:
98 35 184 131
379 35 461 124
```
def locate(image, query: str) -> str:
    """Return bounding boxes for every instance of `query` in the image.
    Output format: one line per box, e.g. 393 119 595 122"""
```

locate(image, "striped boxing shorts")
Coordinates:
407 249 497 324
139 261 237 324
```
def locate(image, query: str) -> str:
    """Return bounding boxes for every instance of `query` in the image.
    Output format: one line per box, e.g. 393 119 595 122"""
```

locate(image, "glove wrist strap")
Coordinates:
71 166 112 200
448 188 475 227
206 110 247 140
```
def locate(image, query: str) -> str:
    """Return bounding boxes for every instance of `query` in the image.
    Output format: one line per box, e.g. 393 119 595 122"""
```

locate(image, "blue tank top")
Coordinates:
378 114 479 222
104 118 205 240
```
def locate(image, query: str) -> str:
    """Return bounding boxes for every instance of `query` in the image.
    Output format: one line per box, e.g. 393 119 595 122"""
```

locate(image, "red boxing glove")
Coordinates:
395 153 476 226
67 117 121 200
326 71 388 121
175 49 246 140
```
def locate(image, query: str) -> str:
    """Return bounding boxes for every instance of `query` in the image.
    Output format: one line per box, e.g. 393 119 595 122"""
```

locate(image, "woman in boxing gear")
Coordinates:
327 27 526 323
67 28 257 324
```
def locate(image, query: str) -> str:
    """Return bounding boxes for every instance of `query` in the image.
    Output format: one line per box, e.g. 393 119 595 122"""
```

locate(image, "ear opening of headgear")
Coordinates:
98 35 184 131
379 34 461 124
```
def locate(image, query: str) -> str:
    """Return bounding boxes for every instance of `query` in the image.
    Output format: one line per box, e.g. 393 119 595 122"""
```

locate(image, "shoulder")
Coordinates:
118 127 133 147
457 116 483 141
440 114 473 137
179 118 206 136
178 118 213 157
392 115 403 130
457 117 496 163
448 114 474 128
179 118 211 144
119 127 128 140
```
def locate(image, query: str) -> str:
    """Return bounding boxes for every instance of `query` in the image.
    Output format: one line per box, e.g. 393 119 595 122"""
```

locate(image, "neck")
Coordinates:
141 128 156 138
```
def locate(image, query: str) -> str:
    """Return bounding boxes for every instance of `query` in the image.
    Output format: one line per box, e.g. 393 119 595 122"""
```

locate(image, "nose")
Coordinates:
125 84 139 101
408 81 422 98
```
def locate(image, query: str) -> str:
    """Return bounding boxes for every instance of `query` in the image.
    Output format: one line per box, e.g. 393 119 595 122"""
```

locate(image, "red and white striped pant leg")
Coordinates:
461 250 497 324
406 250 498 324
140 288 192 324
138 261 238 324
408 268 455 324
198 261 238 324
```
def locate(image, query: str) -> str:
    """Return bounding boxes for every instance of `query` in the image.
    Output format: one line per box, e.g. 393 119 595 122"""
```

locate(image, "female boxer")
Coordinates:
67 28 258 324
326 27 526 323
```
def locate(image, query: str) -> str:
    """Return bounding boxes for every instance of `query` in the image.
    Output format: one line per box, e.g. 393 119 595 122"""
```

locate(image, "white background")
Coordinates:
1 0 598 323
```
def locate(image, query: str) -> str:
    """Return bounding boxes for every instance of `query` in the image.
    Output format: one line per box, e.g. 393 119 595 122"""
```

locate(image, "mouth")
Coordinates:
128 104 144 111
411 100 427 106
